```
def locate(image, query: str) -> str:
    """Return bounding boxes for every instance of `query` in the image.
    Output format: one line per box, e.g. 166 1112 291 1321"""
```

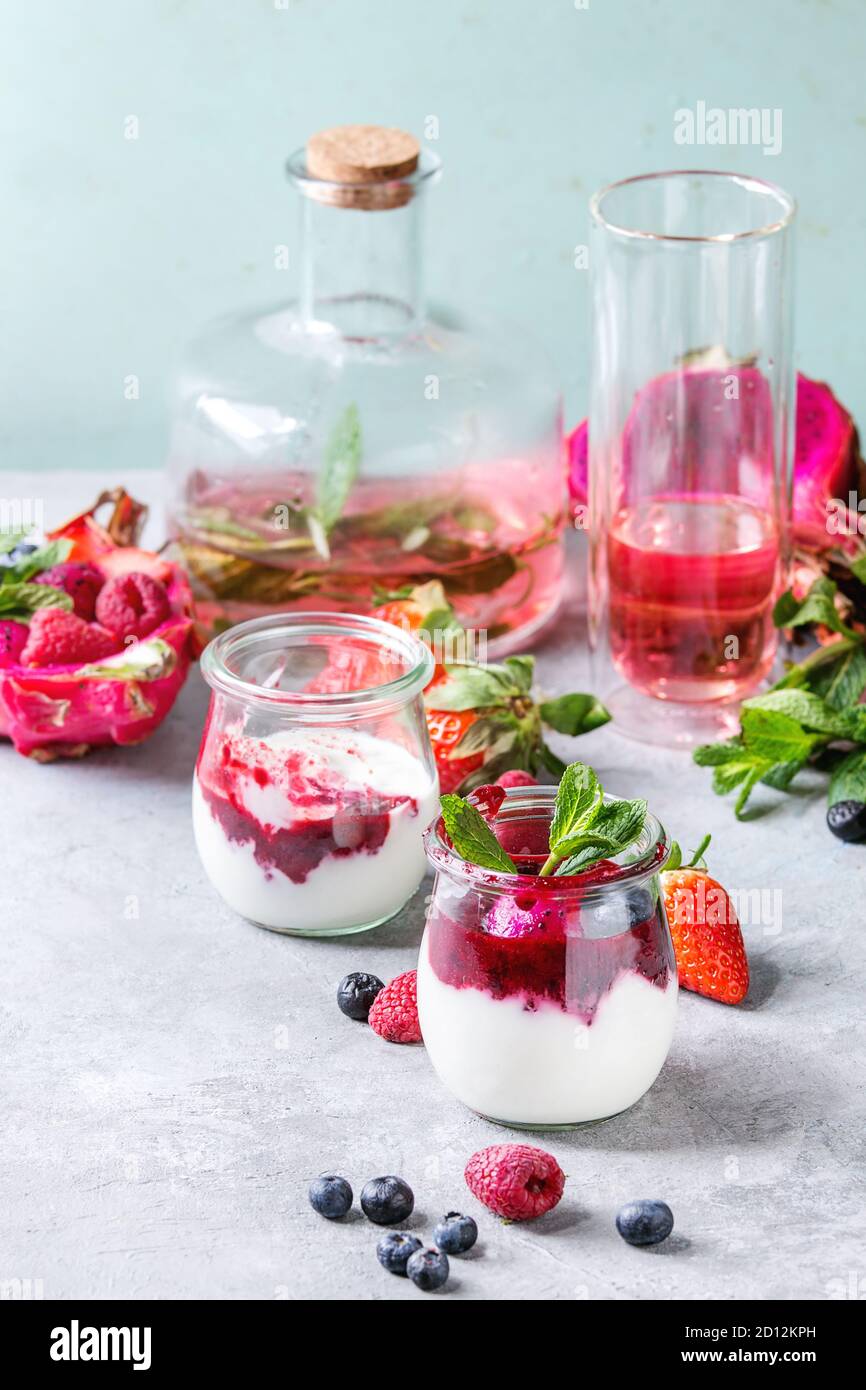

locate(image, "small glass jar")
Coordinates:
194 611 437 936
418 786 677 1129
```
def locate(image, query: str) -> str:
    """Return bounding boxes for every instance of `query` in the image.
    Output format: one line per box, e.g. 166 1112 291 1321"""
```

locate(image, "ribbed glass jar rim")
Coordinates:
286 146 443 205
200 611 434 717
424 786 668 899
590 170 796 244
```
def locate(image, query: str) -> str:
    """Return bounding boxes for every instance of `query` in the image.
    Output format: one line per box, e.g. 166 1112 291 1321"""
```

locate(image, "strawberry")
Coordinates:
21 610 119 667
425 706 485 792
96 547 174 584
464 1144 565 1222
367 970 422 1044
371 583 610 794
660 837 750 1005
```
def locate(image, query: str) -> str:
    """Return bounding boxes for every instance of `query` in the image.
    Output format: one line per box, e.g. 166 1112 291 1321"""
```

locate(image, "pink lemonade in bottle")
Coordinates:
607 493 780 703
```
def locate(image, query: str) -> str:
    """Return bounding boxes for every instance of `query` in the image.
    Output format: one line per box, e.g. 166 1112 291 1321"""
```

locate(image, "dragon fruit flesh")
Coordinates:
567 372 864 551
0 492 195 760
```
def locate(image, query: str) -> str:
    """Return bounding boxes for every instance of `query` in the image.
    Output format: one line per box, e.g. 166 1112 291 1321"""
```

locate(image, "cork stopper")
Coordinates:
305 125 420 210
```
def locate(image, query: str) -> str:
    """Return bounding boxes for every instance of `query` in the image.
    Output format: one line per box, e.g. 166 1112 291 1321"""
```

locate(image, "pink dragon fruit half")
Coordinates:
568 372 864 549
0 492 196 760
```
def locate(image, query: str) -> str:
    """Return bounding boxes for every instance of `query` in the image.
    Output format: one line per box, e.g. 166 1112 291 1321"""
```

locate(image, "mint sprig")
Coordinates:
694 574 866 819
439 760 648 880
316 403 362 534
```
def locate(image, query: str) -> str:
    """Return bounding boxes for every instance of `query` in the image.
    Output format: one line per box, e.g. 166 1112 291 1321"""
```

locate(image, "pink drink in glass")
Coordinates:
607 493 780 703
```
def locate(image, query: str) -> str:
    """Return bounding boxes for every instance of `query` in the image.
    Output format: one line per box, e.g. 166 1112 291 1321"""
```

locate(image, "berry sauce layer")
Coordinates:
197 726 427 885
428 817 672 1024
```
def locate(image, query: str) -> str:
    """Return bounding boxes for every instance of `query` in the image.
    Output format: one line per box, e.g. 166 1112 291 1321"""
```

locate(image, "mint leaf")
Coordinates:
547 762 603 861
439 794 518 873
773 577 857 638
739 707 823 764
810 643 866 711
829 746 866 806
0 582 73 621
847 551 866 586
742 689 857 739
540 692 611 736
555 798 648 875
317 402 362 532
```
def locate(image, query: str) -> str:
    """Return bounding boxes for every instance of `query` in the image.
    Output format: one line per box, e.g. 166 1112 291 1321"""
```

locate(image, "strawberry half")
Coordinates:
661 837 750 1005
368 585 610 795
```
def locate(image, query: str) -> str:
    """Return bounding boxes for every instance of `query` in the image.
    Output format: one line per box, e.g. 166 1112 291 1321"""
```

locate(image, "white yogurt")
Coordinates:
193 727 438 935
417 934 677 1125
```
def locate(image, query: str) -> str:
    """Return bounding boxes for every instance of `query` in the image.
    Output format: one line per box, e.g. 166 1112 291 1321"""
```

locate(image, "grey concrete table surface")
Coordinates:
2 472 864 1302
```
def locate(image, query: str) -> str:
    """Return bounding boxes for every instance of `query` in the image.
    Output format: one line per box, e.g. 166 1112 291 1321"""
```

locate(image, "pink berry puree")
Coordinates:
418 816 678 1126
193 725 438 934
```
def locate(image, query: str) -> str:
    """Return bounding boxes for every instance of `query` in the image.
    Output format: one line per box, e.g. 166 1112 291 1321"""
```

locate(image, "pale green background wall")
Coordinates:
3 0 865 473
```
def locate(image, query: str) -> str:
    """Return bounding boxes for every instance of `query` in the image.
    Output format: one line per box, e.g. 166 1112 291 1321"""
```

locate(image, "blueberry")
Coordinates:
308 1173 353 1220
337 971 384 1022
626 888 656 928
0 541 37 568
360 1175 415 1225
433 1211 477 1254
827 799 866 843
406 1247 449 1292
376 1231 422 1275
616 1199 674 1246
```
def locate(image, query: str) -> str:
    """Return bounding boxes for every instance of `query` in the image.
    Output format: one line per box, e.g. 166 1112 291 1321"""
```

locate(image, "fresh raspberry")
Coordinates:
0 619 28 668
464 1144 565 1221
21 609 119 667
368 969 422 1044
496 770 539 790
33 562 104 620
95 571 170 641
466 783 507 820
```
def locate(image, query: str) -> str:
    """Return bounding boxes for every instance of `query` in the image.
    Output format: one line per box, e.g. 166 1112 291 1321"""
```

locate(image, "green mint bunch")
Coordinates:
439 760 647 878
694 575 866 818
0 531 74 622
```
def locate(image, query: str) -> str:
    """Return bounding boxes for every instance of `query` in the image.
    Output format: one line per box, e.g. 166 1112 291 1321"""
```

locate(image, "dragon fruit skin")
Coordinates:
0 517 195 761
567 373 863 550
791 375 864 550
568 419 588 523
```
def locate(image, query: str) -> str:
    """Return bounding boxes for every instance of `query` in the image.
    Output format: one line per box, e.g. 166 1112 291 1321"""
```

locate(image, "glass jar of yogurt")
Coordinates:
194 612 438 935
418 786 678 1128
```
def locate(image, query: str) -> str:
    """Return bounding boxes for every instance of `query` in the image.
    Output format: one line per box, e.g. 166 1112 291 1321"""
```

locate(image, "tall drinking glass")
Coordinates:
588 172 796 745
